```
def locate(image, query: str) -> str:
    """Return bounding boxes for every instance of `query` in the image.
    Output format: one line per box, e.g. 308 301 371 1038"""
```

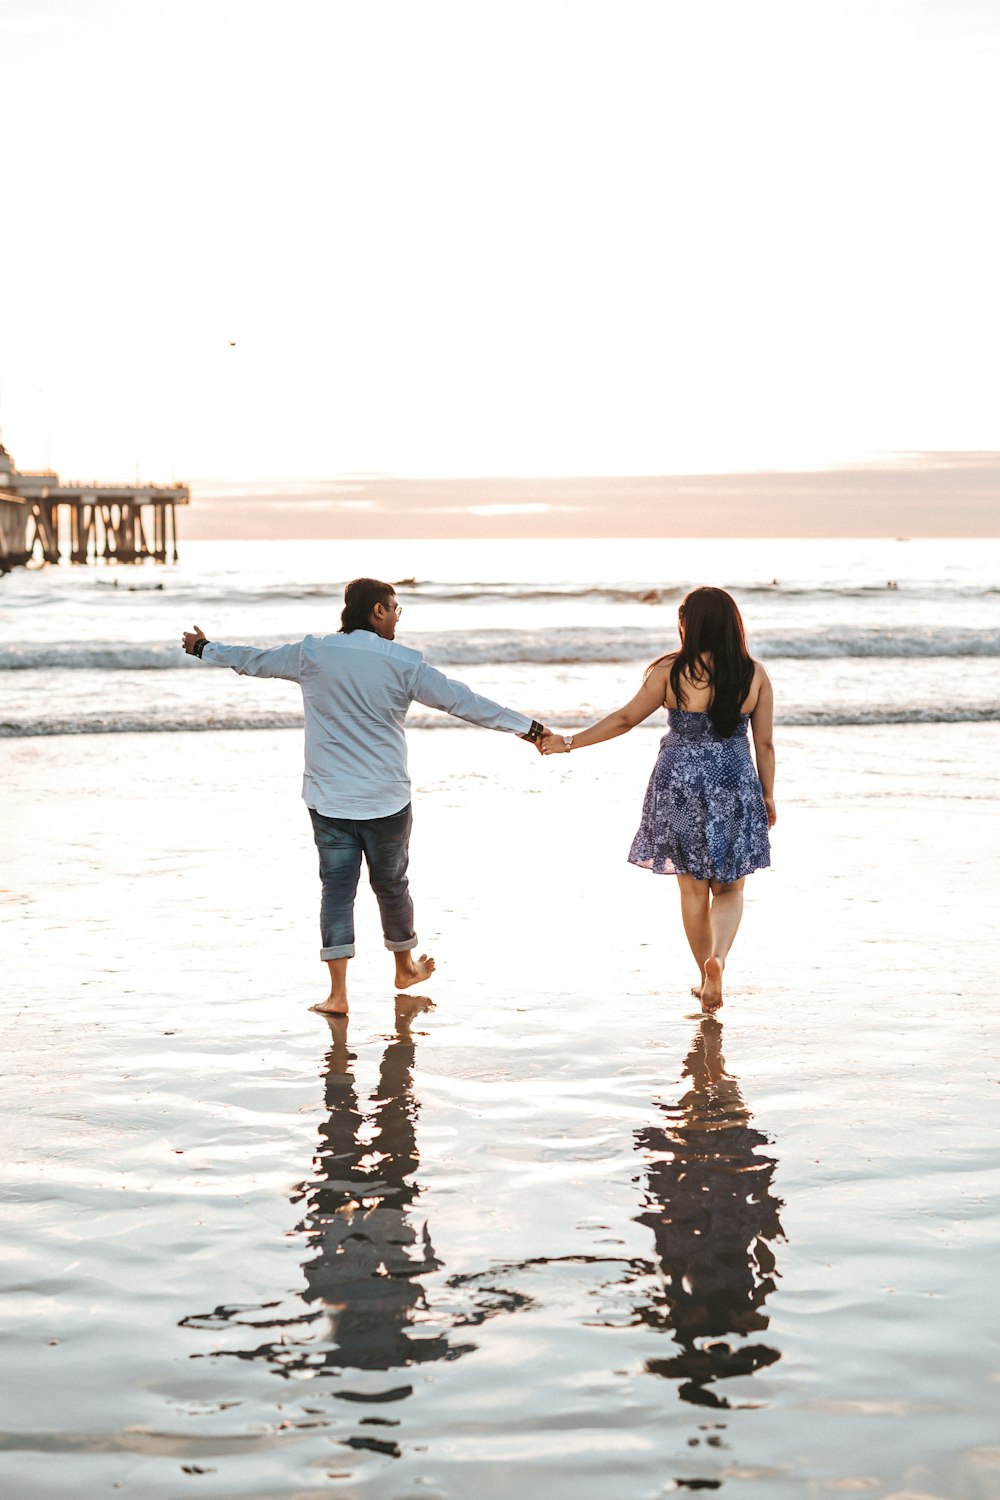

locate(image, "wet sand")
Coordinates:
2 725 999 1499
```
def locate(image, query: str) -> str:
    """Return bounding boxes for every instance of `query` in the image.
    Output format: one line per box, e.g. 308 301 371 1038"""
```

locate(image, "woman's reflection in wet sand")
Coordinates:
298 996 472 1372
635 1016 784 1408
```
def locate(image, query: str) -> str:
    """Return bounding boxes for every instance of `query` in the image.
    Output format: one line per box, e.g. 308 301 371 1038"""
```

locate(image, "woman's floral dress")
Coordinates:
628 709 770 882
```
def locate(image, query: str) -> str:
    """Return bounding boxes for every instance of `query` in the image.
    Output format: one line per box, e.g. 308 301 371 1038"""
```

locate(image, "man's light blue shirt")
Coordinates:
203 630 533 818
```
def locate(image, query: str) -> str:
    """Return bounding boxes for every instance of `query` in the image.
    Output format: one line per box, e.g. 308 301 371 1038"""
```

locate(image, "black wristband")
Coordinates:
523 719 545 743
193 637 210 659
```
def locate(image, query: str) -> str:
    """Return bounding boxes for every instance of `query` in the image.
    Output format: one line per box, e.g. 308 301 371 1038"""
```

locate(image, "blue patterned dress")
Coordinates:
628 709 770 881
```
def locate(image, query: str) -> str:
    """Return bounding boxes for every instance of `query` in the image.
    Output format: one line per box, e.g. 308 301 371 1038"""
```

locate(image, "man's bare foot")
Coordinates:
395 952 435 990
311 993 349 1015
313 957 349 1014
701 955 724 1012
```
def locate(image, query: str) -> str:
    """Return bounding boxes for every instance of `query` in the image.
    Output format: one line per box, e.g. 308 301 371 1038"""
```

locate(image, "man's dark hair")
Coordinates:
339 577 395 634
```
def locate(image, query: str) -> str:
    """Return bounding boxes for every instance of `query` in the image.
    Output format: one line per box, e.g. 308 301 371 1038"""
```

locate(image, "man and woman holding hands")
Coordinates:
182 576 775 1016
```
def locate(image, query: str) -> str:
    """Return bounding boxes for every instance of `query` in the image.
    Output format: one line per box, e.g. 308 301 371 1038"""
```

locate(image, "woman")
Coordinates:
540 586 776 1011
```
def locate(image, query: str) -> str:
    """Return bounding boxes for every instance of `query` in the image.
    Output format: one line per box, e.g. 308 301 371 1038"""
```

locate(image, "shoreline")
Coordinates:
3 722 999 1497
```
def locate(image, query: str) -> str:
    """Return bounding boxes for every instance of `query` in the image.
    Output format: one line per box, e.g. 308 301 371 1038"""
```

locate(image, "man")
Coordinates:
181 577 546 1015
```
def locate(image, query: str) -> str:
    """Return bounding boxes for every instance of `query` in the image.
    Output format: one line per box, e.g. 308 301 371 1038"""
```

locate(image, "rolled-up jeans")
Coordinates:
308 804 418 960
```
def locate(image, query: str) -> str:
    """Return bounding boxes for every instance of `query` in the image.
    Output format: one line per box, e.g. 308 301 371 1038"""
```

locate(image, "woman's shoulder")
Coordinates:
746 659 771 709
644 651 677 683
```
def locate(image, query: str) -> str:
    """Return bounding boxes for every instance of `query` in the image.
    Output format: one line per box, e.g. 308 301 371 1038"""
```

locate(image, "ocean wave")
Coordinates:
1 643 206 670
3 705 999 738
53 577 1000 607
4 625 1000 671
0 711 306 737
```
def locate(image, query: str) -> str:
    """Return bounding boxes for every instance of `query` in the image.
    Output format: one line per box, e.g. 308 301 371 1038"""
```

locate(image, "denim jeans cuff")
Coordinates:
384 936 418 952
320 943 356 960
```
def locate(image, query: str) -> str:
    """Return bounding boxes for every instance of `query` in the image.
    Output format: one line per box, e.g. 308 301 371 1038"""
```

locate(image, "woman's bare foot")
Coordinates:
701 955 724 1012
395 952 435 990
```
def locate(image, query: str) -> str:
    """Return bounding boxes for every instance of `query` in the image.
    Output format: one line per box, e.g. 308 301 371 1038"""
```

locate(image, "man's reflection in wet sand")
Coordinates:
182 996 523 1380
299 996 472 1371
635 1016 784 1408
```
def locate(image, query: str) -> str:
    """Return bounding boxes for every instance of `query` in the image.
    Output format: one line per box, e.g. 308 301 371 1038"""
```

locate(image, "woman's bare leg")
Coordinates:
677 875 713 994
702 878 746 1010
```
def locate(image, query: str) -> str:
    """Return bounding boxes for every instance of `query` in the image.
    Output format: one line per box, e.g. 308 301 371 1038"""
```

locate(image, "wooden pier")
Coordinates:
0 444 189 571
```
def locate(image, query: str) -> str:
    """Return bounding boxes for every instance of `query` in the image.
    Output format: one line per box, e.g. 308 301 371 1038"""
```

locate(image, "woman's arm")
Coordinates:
750 667 777 827
540 667 668 755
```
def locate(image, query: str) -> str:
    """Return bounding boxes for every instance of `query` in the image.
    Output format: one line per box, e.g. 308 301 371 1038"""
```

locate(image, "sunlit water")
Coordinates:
3 537 1000 734
2 539 1000 1497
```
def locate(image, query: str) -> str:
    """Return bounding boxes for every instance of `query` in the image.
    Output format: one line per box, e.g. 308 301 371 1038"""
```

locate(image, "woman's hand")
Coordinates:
763 795 777 828
540 732 570 755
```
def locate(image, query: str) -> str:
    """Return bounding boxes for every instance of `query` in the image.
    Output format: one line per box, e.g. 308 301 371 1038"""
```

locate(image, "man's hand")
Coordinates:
182 626 207 656
518 720 549 754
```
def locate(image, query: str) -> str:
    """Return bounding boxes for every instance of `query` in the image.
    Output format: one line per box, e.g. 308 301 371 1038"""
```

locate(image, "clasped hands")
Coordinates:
520 723 573 755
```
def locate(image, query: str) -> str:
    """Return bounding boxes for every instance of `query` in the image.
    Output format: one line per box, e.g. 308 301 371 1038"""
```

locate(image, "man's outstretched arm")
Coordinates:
411 662 545 745
181 626 303 681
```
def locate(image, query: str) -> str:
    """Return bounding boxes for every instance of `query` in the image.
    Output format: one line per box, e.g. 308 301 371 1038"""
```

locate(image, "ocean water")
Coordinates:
4 535 1000 1497
2 536 1000 737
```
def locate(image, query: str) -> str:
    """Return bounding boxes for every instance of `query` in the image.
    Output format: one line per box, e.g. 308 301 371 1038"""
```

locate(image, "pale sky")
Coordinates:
2 0 998 485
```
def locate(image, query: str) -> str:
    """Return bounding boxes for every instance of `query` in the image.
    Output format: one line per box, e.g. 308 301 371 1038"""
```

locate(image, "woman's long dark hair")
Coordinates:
647 586 755 738
339 577 394 634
